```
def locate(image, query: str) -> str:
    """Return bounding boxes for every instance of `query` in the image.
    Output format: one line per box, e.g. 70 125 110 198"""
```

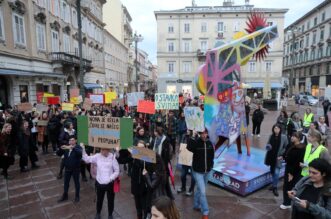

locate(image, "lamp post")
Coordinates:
132 32 143 92
77 0 85 99
288 27 298 97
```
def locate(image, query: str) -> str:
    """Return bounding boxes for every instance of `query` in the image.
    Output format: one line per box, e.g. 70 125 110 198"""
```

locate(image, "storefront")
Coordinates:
246 82 282 99
157 74 199 97
311 76 320 96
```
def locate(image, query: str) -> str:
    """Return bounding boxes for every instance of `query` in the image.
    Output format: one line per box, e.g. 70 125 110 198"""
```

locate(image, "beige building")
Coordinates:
103 30 128 95
0 0 106 107
283 0 331 96
154 1 287 98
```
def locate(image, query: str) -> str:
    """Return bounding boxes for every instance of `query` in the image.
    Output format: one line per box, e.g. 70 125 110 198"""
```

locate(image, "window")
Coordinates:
61 0 70 23
320 28 324 41
217 22 224 32
19 85 29 103
302 24 305 32
49 0 60 17
265 62 272 72
307 20 310 30
36 24 46 50
304 51 308 61
184 23 190 33
168 24 174 33
311 49 315 60
72 8 78 28
300 39 304 48
327 43 331 56
233 21 240 32
183 61 192 73
51 30 59 52
36 0 46 8
313 31 316 44
63 34 70 53
167 41 174 52
73 40 79 56
0 8 4 40
314 17 318 26
200 40 208 52
167 62 175 73
201 22 207 32
13 13 26 45
306 34 309 47
322 12 325 22
318 47 323 58
248 62 256 72
183 40 191 52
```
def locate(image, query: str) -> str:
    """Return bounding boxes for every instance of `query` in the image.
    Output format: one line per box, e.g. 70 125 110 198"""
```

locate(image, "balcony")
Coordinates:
197 49 206 61
49 52 92 72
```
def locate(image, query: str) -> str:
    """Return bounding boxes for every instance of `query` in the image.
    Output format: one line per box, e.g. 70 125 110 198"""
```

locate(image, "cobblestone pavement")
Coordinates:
1 106 319 219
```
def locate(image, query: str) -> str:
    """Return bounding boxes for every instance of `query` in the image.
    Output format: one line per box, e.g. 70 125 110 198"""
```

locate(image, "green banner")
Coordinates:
120 118 133 149
77 116 88 145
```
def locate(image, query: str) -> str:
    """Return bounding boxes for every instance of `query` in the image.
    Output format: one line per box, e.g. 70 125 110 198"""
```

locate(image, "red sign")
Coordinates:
137 100 155 115
47 96 60 105
36 92 44 103
217 89 232 103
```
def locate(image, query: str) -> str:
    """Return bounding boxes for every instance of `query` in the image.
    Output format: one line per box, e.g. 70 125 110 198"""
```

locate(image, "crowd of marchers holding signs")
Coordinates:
3 93 331 219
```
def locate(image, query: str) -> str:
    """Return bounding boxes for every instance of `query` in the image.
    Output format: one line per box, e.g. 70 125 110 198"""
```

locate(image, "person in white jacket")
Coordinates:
81 144 119 219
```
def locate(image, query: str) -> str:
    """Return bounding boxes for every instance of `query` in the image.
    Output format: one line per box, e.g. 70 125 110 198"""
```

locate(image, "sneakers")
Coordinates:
257 134 261 138
177 188 186 193
280 204 291 210
185 191 193 196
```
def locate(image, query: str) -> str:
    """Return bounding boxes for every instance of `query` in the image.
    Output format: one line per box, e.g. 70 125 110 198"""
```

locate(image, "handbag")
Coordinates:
113 177 120 193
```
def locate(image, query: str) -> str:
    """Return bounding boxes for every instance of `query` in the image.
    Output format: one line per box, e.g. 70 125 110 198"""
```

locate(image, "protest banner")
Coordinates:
37 120 48 126
131 147 156 163
120 118 133 149
70 96 82 105
36 92 44 103
90 94 104 104
70 88 80 98
104 92 117 104
36 104 48 112
127 92 144 106
17 103 32 112
184 107 205 132
178 143 193 166
47 96 60 105
77 116 88 145
137 100 155 114
155 93 179 110
83 98 92 110
62 103 74 111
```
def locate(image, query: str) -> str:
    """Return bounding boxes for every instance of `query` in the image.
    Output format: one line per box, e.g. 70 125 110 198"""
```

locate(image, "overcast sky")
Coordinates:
121 0 325 64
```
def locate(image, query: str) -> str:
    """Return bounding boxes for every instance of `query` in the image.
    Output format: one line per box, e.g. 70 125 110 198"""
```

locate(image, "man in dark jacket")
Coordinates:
252 104 264 137
57 136 82 203
187 130 214 219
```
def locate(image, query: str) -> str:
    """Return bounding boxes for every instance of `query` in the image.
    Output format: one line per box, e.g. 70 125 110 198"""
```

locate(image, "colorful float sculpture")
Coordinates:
196 13 278 155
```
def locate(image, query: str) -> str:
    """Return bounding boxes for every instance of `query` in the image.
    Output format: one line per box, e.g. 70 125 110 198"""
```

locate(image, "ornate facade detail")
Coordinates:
63 26 71 34
88 41 94 47
34 12 46 24
50 21 61 31
8 0 26 15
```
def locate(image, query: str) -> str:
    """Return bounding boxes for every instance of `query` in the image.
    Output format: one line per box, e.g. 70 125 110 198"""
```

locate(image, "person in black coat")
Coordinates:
57 136 82 203
18 120 39 172
252 104 264 137
47 113 61 153
281 132 306 209
245 101 250 126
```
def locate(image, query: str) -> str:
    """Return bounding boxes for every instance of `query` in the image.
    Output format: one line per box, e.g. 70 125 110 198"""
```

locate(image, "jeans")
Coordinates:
282 169 302 206
271 167 281 188
96 181 115 216
178 133 186 144
134 194 147 219
181 165 195 192
192 171 210 216
63 169 80 198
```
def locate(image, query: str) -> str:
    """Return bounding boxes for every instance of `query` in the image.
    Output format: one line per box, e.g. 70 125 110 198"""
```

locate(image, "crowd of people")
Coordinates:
2 97 331 219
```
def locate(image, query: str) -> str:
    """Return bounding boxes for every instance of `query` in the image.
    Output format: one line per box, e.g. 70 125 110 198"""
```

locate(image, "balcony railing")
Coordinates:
49 52 92 71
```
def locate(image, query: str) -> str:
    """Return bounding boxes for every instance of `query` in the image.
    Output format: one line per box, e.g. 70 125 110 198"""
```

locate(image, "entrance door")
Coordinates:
0 76 8 109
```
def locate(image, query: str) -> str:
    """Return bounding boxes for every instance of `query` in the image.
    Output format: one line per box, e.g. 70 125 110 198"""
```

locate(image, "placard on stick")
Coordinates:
36 104 48 112
70 88 80 98
184 107 205 132
131 147 156 163
17 103 33 112
155 93 179 110
137 100 155 114
178 143 193 166
62 103 74 111
127 92 145 106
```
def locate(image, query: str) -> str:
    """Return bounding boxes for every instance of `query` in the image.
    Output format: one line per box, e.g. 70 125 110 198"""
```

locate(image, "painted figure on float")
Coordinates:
195 13 278 156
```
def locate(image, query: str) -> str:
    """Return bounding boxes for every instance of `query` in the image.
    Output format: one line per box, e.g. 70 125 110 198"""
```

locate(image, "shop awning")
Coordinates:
0 68 65 78
84 83 103 89
247 82 283 89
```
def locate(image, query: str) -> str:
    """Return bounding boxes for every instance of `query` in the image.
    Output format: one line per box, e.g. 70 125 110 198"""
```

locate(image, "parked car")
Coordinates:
299 95 318 106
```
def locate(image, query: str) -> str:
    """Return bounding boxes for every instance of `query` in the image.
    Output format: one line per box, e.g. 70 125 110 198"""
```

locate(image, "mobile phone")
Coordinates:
294 197 301 202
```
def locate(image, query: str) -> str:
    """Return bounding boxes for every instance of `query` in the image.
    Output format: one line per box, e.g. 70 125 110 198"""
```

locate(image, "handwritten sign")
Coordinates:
88 116 120 149
83 98 92 110
90 94 104 104
131 147 156 163
127 92 145 106
70 96 82 105
70 88 80 98
155 93 179 110
17 103 32 112
36 104 48 112
184 107 205 132
62 103 74 111
178 143 193 166
38 120 48 126
137 100 155 114
104 92 117 104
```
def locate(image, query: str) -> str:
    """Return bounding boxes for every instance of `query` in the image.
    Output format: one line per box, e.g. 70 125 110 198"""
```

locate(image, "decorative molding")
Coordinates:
62 26 71 34
0 0 4 4
82 37 87 44
50 21 61 31
34 12 46 24
88 41 94 47
8 0 26 15
72 32 78 40
95 44 99 50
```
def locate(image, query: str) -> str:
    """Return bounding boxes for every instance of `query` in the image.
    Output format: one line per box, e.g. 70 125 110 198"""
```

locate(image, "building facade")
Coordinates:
103 30 128 95
283 0 331 96
154 1 287 97
0 0 106 107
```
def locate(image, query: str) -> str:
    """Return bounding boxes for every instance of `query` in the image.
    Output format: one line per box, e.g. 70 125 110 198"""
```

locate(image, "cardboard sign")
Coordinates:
47 96 60 105
83 98 92 110
104 92 117 104
38 120 48 126
70 96 82 105
127 92 145 106
155 93 179 110
90 94 104 104
62 103 74 111
131 146 156 163
17 103 33 112
88 116 120 149
70 88 80 98
36 104 48 112
178 143 193 166
137 100 155 114
184 107 205 132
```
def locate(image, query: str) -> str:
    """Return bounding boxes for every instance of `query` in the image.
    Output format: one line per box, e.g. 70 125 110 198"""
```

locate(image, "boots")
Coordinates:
57 193 68 203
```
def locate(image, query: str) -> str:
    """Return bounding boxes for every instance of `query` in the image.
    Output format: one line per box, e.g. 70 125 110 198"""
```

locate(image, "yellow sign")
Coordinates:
62 103 74 111
104 92 117 104
43 93 54 97
70 96 82 105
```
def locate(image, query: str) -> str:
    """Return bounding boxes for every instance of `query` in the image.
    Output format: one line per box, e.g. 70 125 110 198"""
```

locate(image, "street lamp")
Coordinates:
77 0 85 99
287 27 298 97
132 32 144 92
